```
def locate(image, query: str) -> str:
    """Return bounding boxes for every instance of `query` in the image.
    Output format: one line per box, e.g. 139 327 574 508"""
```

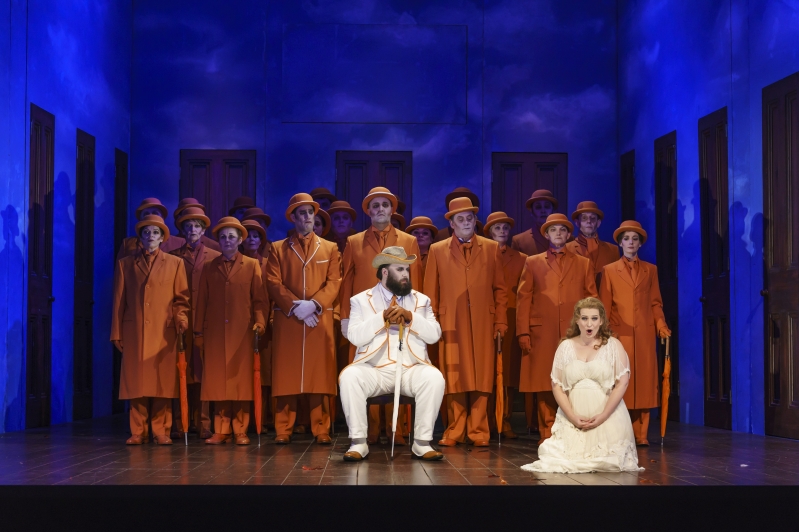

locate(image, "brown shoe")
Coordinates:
636 439 650 447
126 435 145 445
437 438 458 447
413 450 444 461
205 433 232 445
501 430 518 439
234 433 251 445
274 434 291 444
473 440 490 447
343 451 367 462
316 434 332 445
293 424 307 434
153 434 173 445
391 433 406 446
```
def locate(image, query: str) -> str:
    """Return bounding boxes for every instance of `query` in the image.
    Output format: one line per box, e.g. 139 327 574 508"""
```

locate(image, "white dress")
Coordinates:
521 337 643 473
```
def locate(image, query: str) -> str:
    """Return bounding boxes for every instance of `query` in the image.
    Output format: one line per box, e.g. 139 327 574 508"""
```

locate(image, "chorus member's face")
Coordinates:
139 226 164 251
243 230 261 252
391 218 401 230
382 264 412 296
411 228 433 249
140 206 163 218
489 222 511 246
291 205 316 235
450 212 475 240
577 308 602 340
531 200 553 226
316 197 331 210
331 212 353 236
619 231 642 258
577 213 601 238
182 220 205 245
232 207 247 220
218 227 242 255
313 214 326 236
545 225 570 248
367 197 393 226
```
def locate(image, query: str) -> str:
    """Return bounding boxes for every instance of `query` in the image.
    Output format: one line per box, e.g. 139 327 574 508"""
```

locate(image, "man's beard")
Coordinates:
386 272 412 297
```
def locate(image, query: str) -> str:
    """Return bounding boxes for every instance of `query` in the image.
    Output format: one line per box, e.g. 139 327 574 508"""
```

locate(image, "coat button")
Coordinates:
226 281 230 285
225 320 229 323
145 320 149 324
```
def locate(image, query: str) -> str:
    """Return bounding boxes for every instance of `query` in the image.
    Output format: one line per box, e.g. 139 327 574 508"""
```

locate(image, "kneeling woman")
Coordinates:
521 298 642 473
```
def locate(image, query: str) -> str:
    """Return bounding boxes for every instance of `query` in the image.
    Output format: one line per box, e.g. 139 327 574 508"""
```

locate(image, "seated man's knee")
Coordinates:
339 366 359 388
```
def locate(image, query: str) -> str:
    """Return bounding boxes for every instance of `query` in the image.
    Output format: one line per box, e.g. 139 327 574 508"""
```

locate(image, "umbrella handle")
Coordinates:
178 331 184 352
253 331 259 353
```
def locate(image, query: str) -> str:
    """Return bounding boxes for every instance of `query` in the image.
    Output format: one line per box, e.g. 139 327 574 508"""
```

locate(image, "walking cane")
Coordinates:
390 320 404 460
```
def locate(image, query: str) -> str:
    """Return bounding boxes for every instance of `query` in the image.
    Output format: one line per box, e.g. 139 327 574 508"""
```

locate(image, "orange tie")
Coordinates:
462 241 472 261
631 260 639 284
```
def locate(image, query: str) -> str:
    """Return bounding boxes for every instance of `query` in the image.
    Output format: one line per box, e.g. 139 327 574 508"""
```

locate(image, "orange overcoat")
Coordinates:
265 235 342 397
117 234 186 260
424 236 508 394
499 246 527 386
565 236 619 288
599 259 667 409
110 250 190 399
511 227 549 256
194 253 268 401
250 251 273 387
516 250 597 392
170 243 221 383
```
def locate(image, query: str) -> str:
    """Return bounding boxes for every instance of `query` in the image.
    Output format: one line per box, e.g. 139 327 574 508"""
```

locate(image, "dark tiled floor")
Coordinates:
1 413 799 486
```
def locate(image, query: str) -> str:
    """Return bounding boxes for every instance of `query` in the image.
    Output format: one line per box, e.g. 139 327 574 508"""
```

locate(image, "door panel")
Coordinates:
112 149 128 414
179 150 256 225
655 131 680 421
763 71 799 439
27 104 55 428
491 152 568 236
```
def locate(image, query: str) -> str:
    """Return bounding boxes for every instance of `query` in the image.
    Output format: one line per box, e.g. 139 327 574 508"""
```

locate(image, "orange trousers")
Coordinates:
214 400 250 435
444 392 490 443
129 397 172 439
536 391 558 443
275 394 330 438
629 409 651 442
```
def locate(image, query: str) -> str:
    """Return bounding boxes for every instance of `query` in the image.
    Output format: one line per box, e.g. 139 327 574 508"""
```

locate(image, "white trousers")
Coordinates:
339 363 445 441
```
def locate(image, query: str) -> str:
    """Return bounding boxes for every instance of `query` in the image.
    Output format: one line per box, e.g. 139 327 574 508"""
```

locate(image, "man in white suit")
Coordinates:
340 246 445 461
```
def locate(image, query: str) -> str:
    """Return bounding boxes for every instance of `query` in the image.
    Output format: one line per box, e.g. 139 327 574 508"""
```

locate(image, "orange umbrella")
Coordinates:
660 336 671 446
253 330 263 447
495 334 504 447
177 332 189 446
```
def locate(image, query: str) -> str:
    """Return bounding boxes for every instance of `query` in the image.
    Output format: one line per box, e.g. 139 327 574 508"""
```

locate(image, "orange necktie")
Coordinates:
461 241 472 261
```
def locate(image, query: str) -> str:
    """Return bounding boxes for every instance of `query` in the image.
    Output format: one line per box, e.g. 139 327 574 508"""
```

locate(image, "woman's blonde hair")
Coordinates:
563 297 613 349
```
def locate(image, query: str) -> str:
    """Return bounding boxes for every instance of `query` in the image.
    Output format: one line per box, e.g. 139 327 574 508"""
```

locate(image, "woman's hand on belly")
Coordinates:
580 411 609 431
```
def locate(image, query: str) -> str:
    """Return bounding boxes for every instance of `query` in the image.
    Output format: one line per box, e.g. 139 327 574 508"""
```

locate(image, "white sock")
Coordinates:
348 437 369 457
412 440 435 456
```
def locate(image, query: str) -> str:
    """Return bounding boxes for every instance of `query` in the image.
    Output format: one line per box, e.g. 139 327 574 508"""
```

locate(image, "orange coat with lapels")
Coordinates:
339 226 422 321
265 234 342 397
565 235 619 288
424 235 509 394
499 245 527 386
511 228 549 257
111 250 190 399
194 253 268 401
516 249 597 392
170 242 221 383
599 258 667 409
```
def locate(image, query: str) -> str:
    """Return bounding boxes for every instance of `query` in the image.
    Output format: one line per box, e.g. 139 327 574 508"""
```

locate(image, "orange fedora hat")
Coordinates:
135 197 168 219
406 216 438 237
285 193 319 222
212 216 248 239
135 214 170 240
613 220 648 244
540 213 574 236
483 211 515 236
525 189 558 210
445 197 479 220
361 186 398 215
571 201 604 220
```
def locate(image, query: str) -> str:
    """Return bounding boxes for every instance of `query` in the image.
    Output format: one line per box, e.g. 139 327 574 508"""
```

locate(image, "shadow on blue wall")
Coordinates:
1 206 24 431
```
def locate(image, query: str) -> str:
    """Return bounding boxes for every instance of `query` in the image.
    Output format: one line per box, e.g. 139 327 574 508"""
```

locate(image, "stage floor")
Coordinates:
1 414 798 486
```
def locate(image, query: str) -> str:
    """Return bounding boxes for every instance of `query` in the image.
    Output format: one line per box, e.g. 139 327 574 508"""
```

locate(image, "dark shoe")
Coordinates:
170 430 182 440
636 439 650 447
199 429 212 440
437 438 458 447
274 434 291 444
153 434 173 445
234 433 251 445
316 434 332 445
473 440 490 447
126 435 145 445
501 430 518 439
205 433 231 445
366 435 379 445
343 451 367 462
413 450 444 461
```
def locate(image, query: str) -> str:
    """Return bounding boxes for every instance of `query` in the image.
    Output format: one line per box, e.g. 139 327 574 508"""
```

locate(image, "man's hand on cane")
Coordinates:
494 323 508 339
383 306 412 325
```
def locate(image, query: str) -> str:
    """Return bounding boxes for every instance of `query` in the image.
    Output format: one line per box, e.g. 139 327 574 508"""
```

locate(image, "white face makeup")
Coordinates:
545 224 571 248
243 230 261 252
367 197 393 226
489 222 511 245
331 211 353 236
531 200 554 225
139 225 164 251
218 227 243 256
291 205 315 235
182 219 205 245
450 212 475 240
577 308 602 340
619 231 642 258
577 212 601 238
411 227 433 249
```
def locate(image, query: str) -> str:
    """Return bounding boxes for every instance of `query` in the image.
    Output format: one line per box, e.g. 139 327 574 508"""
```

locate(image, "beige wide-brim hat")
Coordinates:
176 207 211 228
483 211 515 236
540 213 574 236
613 220 648 244
371 246 417 268
285 193 320 222
135 214 170 240
361 186 398 215
212 216 248 239
242 220 266 242
525 189 558 210
445 197 479 220
135 197 168 219
405 216 438 237
327 200 357 221
571 201 604 220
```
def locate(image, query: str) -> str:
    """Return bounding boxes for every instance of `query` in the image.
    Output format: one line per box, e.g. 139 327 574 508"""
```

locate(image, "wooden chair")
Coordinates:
366 394 416 447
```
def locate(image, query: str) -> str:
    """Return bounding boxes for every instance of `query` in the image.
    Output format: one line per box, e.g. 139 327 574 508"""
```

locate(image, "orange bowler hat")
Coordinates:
444 187 480 209
613 220 648 244
525 189 558 210
242 207 272 228
135 197 168 219
405 216 438 237
327 200 357 221
315 209 331 237
540 213 574 236
212 216 248 239
285 193 319 222
361 187 398 215
228 196 255 215
571 201 604 220
483 211 515 236
242 219 266 242
135 214 170 239
445 197 479 220
176 207 211 229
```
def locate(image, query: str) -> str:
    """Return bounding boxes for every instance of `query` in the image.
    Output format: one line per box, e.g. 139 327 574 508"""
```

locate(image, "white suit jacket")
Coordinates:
347 283 442 368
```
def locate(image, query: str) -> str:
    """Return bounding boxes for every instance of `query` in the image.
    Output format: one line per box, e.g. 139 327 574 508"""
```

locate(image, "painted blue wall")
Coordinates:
0 0 131 430
618 0 799 434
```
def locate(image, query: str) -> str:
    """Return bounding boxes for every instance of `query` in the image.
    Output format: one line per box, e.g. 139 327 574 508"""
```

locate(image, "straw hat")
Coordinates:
285 193 319 222
327 200 357 221
309 187 337 203
135 197 168 219
315 209 331 237
540 213 574 236
391 213 406 230
571 201 604 220
370 246 417 268
405 216 438 237
613 220 648 244
242 207 272 228
444 187 480 209
212 216 248 239
361 187 398 215
483 211 515 236
228 196 255 215
176 207 211 229
445 197 479 220
525 189 558 210
135 214 170 240
242 220 266 242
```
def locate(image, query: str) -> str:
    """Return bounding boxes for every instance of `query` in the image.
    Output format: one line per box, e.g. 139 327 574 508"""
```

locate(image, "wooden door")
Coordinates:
654 131 680 421
491 152 568 236
336 151 412 231
112 149 128 414
179 150 257 225
699 108 731 429
620 150 636 221
763 72 799 439
26 104 55 428
73 129 95 420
